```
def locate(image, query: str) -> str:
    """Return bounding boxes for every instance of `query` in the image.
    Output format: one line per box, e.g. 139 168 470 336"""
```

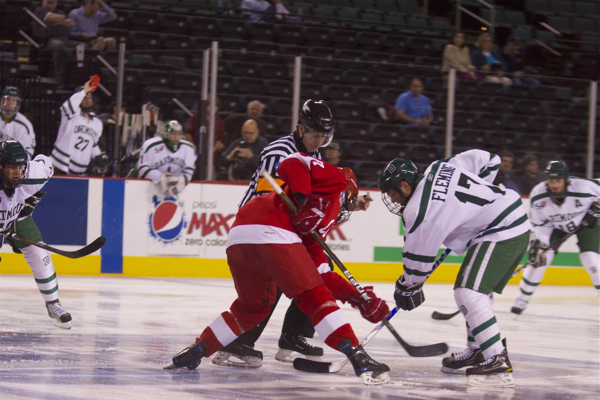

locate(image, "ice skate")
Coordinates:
511 299 528 317
275 333 323 362
441 348 485 374
164 340 207 370
212 342 263 368
466 341 514 387
46 300 72 329
339 339 390 385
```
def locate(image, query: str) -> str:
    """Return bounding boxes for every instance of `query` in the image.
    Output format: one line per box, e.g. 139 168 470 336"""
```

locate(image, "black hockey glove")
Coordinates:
583 202 600 228
87 154 110 176
18 192 46 219
394 275 425 311
528 239 549 268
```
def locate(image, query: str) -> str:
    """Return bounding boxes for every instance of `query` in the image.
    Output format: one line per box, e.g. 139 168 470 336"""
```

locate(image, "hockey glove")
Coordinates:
291 194 329 235
167 175 186 197
394 275 425 311
528 239 549 268
18 192 46 219
87 154 109 176
347 286 390 323
583 202 600 228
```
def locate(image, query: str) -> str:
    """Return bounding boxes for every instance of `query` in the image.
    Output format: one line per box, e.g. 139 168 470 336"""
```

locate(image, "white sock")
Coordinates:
21 245 59 302
455 288 504 359
517 250 554 302
580 251 600 292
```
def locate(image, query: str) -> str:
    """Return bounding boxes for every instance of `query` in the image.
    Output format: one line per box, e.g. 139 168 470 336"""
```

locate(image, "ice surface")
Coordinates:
0 275 597 400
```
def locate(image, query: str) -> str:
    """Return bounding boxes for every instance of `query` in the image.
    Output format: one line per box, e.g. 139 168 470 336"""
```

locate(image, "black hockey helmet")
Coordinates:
1 86 21 116
0 140 29 191
378 158 420 216
298 99 335 147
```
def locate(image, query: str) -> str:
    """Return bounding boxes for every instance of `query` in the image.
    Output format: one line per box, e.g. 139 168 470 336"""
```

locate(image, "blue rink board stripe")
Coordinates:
101 180 124 274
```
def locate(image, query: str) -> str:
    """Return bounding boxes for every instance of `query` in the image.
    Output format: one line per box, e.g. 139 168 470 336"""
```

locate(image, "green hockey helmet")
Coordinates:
162 120 183 152
0 140 29 191
378 158 420 216
1 86 22 116
545 160 569 179
545 160 569 200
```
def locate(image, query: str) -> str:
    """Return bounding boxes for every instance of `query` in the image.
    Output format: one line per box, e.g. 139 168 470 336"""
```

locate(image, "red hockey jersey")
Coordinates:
227 153 347 249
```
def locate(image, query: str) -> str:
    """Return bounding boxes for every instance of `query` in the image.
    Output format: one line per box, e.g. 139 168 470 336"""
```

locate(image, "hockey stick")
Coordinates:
294 250 452 373
261 170 449 358
294 307 399 373
511 222 587 278
2 231 106 259
431 310 461 320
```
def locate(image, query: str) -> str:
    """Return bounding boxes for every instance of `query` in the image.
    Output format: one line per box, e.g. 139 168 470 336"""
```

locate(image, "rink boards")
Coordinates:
0 176 593 286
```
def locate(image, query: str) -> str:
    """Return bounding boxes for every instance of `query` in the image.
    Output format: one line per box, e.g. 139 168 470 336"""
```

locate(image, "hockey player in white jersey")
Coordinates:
1 86 35 158
134 120 196 197
378 149 531 387
1 88 73 329
51 76 106 175
0 140 72 329
512 161 600 315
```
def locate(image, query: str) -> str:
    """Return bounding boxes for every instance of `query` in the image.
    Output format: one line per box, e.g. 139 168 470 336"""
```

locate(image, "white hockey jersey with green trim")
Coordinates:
51 90 102 175
0 112 36 159
401 150 531 285
0 155 52 232
137 137 196 184
529 177 600 246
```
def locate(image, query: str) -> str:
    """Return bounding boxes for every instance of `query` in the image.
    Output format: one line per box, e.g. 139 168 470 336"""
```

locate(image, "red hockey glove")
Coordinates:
347 286 390 324
291 194 328 235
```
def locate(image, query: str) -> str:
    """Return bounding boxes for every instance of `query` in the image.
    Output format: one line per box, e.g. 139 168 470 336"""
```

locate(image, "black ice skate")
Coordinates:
164 340 207 370
511 299 528 316
212 342 263 368
441 348 485 374
46 299 72 329
338 339 390 385
466 340 514 387
275 333 324 362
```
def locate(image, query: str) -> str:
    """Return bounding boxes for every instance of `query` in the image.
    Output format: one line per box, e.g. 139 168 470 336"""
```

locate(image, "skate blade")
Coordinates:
467 372 515 387
275 349 322 363
275 349 294 363
441 366 465 375
360 371 391 386
212 352 262 369
52 319 72 330
163 362 179 370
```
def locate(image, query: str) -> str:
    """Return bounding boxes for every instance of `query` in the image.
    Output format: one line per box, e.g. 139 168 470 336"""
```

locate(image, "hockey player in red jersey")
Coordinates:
165 153 391 385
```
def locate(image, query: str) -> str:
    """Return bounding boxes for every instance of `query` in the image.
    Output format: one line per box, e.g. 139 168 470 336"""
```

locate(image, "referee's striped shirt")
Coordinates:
238 133 320 208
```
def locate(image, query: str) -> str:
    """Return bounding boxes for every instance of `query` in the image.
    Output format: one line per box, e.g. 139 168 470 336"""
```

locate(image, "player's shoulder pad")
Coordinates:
529 181 547 199
180 139 195 149
15 112 34 128
141 136 165 152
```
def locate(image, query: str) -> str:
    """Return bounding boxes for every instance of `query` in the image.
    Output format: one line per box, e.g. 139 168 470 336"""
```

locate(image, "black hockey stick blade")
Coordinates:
395 331 449 357
431 310 461 320
5 232 106 259
293 358 336 373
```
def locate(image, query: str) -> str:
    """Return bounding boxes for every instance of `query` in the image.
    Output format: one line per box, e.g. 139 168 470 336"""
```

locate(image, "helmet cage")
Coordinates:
381 189 406 216
0 158 29 190
0 95 20 116
336 167 358 224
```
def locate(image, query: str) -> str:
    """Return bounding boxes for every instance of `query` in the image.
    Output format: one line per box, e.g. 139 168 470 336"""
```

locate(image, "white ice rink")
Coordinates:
0 275 597 400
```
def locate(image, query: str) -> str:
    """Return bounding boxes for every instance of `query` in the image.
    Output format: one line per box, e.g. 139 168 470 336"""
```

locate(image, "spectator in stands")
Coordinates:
218 119 269 181
223 100 268 147
503 34 540 86
358 96 396 122
322 141 351 168
394 77 433 127
513 153 545 195
69 0 117 51
493 151 521 194
241 0 290 22
441 31 480 80
32 0 75 84
471 33 512 86
184 96 225 151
